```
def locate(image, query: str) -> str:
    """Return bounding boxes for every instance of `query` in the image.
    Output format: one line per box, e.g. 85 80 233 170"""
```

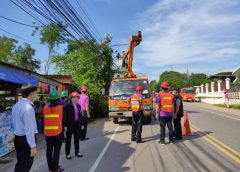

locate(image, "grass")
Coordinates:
215 104 240 109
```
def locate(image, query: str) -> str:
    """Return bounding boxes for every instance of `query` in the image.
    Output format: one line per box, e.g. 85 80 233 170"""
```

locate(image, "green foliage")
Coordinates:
149 80 157 92
159 71 185 90
234 78 240 86
185 73 208 87
33 22 67 74
0 36 40 71
52 40 114 117
12 43 40 71
0 36 18 61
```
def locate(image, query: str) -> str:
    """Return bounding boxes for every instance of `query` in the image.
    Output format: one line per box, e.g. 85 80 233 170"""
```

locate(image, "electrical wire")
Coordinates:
0 25 39 44
0 15 36 27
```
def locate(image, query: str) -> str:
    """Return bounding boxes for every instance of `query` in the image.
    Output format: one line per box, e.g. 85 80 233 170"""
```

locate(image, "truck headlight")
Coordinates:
143 105 152 110
109 106 120 111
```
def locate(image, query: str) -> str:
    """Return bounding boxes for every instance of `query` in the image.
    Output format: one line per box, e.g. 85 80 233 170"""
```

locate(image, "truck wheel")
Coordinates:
113 118 118 124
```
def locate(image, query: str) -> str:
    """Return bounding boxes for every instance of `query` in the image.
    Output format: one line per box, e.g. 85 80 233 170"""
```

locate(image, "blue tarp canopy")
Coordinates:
0 66 38 87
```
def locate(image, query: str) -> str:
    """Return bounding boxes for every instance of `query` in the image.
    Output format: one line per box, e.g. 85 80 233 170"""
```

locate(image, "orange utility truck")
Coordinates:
108 31 153 124
180 87 196 102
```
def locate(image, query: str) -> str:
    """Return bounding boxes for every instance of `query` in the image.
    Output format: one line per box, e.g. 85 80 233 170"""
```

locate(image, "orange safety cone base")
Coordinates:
182 111 192 136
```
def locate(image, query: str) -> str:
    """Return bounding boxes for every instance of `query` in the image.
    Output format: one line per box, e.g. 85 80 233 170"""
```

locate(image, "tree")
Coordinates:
0 36 17 61
149 80 157 92
12 43 41 71
158 71 185 90
33 22 67 74
186 73 208 87
52 39 114 117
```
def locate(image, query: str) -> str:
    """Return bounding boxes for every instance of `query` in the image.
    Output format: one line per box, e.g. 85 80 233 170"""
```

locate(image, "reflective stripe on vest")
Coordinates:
131 97 140 112
43 105 63 137
45 114 60 118
160 92 173 112
45 126 59 130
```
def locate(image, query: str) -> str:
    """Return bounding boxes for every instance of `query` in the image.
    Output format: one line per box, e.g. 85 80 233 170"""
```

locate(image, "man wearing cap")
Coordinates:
173 88 184 140
59 91 68 107
78 85 90 141
63 92 83 159
155 82 176 145
12 83 38 172
43 90 64 172
128 86 144 143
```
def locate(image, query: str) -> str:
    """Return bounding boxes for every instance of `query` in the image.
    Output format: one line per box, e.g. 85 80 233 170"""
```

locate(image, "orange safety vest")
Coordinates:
43 105 63 137
131 94 142 112
159 92 173 112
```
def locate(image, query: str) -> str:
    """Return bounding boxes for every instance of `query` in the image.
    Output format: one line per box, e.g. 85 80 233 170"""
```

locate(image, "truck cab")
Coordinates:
180 88 196 102
108 76 153 123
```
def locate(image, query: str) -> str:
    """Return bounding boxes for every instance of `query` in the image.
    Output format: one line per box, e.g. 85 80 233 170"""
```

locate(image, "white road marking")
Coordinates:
185 104 240 121
89 126 120 172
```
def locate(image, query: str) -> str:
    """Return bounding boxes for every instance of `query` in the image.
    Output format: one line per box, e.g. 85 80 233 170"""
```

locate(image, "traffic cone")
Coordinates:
183 111 192 136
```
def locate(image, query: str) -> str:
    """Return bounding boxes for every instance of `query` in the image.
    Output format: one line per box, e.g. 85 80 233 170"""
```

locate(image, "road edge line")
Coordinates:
191 125 240 164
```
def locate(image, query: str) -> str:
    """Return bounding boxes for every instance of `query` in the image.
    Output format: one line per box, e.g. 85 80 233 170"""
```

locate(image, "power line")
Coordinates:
0 15 36 27
11 0 101 48
111 43 129 47
0 25 40 45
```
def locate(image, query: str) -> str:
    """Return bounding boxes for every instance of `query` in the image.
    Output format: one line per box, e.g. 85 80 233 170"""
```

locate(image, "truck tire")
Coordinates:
113 118 118 124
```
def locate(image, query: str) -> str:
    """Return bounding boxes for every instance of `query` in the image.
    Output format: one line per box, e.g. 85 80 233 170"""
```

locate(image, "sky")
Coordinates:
0 0 240 81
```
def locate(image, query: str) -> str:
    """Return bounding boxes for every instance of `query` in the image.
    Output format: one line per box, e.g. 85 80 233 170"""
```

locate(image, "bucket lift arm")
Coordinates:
122 31 142 78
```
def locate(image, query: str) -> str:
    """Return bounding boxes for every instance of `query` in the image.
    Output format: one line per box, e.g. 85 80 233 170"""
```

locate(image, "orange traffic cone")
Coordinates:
183 111 192 136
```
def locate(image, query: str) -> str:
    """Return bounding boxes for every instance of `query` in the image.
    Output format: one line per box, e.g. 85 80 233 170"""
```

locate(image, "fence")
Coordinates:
228 92 240 99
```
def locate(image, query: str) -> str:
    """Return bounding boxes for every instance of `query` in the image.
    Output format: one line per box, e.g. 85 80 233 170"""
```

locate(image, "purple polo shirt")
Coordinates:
74 105 79 121
59 99 67 106
78 93 89 111
155 92 173 117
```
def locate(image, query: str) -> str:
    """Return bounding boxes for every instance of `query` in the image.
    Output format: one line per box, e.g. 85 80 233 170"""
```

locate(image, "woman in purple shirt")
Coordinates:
63 92 83 159
78 86 90 141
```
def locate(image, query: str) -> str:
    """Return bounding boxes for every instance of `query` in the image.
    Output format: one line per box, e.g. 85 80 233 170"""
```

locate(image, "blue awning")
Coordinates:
0 66 38 87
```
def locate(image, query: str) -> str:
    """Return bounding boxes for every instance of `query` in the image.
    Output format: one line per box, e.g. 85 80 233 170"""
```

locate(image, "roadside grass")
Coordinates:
215 104 240 109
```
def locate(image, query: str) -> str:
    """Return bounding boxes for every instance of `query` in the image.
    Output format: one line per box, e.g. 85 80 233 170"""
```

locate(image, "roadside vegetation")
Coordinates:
215 104 240 109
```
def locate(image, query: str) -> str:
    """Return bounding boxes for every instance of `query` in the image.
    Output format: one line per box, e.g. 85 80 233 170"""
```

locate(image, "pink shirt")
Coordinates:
78 93 89 110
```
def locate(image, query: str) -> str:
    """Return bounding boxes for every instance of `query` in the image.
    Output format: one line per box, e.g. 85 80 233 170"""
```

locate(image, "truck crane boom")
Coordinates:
121 31 142 78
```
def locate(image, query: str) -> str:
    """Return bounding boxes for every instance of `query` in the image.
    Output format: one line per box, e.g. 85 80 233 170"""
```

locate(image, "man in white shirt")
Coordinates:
12 83 38 172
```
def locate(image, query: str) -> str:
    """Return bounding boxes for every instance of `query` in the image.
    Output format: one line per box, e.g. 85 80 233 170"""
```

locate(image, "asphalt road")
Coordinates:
0 102 240 172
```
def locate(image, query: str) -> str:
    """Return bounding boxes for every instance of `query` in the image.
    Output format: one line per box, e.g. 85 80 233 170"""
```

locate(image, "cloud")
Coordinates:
132 0 240 69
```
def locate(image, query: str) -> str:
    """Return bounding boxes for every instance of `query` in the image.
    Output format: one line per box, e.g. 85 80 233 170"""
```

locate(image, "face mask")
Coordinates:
33 93 37 101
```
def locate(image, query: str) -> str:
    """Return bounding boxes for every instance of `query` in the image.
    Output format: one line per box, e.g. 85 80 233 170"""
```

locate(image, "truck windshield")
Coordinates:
184 89 195 94
109 80 150 100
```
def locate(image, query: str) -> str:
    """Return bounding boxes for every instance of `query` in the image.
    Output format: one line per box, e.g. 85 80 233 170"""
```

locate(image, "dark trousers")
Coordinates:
159 117 174 142
65 122 80 155
80 110 88 140
131 110 143 141
14 136 34 172
46 134 63 171
174 117 182 139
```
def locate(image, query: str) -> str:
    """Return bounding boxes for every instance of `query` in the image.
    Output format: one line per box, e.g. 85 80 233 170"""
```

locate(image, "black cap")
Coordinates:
21 83 37 97
173 87 180 93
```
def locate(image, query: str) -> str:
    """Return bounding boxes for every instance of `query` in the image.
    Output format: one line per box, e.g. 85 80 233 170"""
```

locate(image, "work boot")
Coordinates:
66 155 72 159
75 152 83 157
158 140 165 145
131 137 136 141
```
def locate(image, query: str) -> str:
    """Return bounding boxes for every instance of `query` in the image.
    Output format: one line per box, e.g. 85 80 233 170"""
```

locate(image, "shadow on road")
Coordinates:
187 110 200 113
